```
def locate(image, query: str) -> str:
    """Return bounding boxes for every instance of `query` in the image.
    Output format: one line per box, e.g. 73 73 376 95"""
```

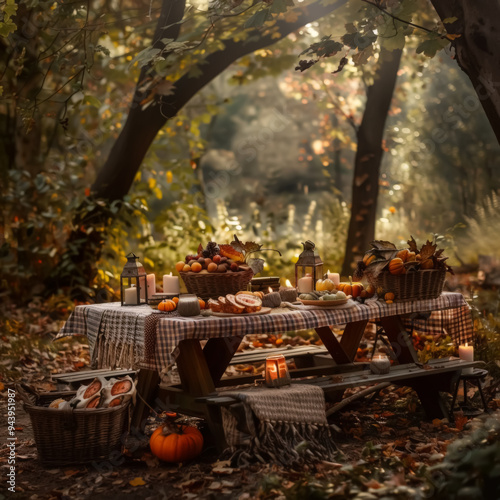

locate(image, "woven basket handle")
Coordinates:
60 405 78 432
15 383 40 406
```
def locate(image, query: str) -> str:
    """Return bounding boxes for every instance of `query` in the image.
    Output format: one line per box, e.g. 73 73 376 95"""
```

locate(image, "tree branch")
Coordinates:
362 0 453 40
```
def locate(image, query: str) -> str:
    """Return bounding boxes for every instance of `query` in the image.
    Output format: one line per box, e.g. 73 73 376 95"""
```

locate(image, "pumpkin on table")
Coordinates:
158 299 177 312
150 421 204 462
337 277 364 298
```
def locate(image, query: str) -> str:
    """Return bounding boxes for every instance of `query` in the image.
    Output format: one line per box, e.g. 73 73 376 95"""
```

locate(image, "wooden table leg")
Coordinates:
175 339 227 449
380 316 451 419
315 326 351 364
131 369 160 431
379 317 419 364
203 336 243 386
341 320 369 361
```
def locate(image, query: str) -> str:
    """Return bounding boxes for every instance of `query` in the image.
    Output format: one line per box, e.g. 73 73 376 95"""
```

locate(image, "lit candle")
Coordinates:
279 279 298 302
163 272 180 294
326 270 340 286
265 355 291 388
147 274 156 298
459 342 474 375
297 274 313 293
262 287 282 308
139 276 147 300
124 286 138 305
370 354 391 375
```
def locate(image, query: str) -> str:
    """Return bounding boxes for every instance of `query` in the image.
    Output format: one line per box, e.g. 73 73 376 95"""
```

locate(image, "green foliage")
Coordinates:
423 416 500 499
0 0 17 37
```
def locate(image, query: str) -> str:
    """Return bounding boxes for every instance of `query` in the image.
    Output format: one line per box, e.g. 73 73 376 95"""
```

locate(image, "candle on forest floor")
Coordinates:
124 286 138 305
163 272 180 294
326 270 340 286
297 274 313 293
459 342 474 375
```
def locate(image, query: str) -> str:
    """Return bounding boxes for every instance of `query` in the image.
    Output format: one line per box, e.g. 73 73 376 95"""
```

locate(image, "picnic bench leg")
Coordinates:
175 339 227 450
203 336 244 386
410 380 451 420
131 369 160 430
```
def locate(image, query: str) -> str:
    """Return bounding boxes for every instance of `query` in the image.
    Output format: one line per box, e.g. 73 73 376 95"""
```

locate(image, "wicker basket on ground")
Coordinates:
366 268 446 301
17 385 130 466
179 267 254 300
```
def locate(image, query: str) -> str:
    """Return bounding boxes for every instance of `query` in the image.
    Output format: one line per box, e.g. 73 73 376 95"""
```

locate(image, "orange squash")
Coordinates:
384 292 395 303
388 258 405 275
158 299 177 312
420 259 434 269
338 277 363 298
396 249 409 262
363 253 376 266
198 298 206 310
150 424 203 462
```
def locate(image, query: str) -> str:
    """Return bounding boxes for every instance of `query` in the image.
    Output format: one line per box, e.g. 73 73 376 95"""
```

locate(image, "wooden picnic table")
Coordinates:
57 292 475 446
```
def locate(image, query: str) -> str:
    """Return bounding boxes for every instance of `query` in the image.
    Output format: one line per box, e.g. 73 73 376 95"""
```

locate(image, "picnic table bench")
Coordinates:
197 358 483 418
57 292 475 448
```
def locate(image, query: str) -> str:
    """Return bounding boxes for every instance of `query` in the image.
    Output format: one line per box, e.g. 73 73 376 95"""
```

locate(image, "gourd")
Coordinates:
384 292 395 304
363 253 376 266
150 423 203 462
388 258 405 275
158 299 177 312
420 259 434 269
338 277 363 298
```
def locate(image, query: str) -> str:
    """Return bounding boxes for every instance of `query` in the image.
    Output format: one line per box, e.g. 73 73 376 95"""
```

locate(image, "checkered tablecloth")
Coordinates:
57 292 473 372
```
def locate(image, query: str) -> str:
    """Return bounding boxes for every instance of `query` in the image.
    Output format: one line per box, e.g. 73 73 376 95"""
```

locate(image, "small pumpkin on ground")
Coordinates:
150 420 203 463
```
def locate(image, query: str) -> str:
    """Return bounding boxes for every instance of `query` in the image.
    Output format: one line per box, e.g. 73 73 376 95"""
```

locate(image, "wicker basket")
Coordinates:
17 385 130 466
179 267 254 300
366 268 446 301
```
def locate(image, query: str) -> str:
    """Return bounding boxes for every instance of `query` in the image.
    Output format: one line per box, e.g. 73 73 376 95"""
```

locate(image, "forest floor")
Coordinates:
1 301 500 500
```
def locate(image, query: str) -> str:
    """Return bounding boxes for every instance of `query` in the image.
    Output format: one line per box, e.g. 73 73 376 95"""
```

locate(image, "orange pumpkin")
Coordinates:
338 277 363 298
420 259 434 269
158 299 177 312
396 249 409 262
384 292 395 303
388 258 405 275
198 298 206 310
150 424 203 462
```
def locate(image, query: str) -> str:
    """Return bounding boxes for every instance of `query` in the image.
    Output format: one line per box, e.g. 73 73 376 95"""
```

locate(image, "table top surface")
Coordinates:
57 292 473 370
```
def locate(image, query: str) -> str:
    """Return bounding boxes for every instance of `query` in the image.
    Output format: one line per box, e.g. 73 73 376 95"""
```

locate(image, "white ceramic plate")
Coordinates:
298 297 350 307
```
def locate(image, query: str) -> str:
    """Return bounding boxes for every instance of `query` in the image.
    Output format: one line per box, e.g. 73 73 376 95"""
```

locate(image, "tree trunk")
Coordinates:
52 0 348 295
92 0 348 200
341 48 402 277
430 0 500 144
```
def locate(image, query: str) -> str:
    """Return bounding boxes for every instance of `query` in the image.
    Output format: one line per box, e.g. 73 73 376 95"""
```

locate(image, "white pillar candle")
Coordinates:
147 274 156 297
139 276 147 300
124 286 138 305
459 342 474 374
326 270 340 286
163 272 180 294
297 275 313 293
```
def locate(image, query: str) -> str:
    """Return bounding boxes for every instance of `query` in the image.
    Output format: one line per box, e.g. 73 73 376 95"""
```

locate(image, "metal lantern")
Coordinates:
265 355 291 388
120 252 148 306
295 240 323 292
